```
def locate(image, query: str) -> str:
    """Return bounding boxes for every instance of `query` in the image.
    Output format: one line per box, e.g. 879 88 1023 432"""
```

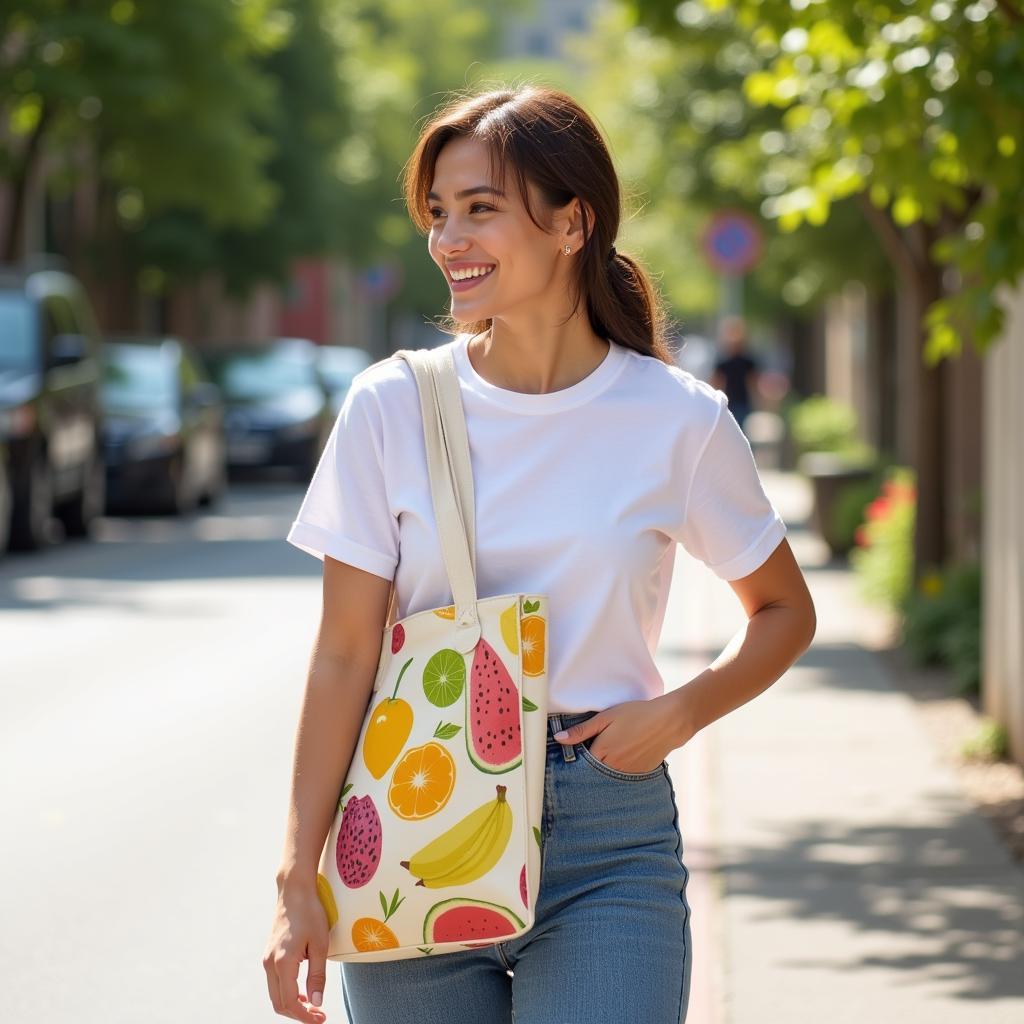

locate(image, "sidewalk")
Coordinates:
661 468 1024 1023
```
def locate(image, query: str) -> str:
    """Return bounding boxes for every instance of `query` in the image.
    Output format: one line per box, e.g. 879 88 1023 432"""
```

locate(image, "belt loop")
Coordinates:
551 713 576 762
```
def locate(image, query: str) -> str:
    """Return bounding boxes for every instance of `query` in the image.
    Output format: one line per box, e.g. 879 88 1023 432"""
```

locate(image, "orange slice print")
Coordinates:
520 615 546 677
352 917 399 951
388 741 456 819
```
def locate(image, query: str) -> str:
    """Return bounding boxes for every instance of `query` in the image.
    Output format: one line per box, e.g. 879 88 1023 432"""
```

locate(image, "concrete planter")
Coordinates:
797 451 878 557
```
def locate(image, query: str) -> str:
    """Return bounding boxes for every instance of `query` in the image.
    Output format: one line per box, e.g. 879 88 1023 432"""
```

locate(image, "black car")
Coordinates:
100 337 227 515
205 338 333 480
0 264 105 551
316 344 374 417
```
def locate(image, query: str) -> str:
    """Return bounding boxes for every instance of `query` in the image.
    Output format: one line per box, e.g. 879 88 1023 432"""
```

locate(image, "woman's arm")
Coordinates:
666 537 816 744
275 556 393 896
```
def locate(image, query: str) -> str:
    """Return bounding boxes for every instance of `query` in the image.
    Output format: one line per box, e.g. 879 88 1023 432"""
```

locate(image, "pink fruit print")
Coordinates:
335 794 382 888
467 637 522 773
391 623 405 654
520 864 527 907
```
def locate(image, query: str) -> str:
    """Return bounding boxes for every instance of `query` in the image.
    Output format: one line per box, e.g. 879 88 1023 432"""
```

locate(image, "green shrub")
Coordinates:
903 562 982 696
848 466 916 612
787 395 859 455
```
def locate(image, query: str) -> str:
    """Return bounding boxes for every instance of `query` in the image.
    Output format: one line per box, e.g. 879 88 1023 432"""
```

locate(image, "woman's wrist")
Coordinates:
276 863 318 895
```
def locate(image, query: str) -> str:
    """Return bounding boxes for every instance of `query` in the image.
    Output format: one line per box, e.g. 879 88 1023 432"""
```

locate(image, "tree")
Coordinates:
0 0 288 263
628 0 1024 578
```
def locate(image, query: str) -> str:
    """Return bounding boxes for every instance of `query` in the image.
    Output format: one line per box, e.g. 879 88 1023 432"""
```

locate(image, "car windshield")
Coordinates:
211 349 313 400
318 348 371 391
102 345 178 411
0 292 39 369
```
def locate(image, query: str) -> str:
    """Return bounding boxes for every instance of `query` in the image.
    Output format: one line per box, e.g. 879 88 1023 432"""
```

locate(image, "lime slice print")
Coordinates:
423 649 466 707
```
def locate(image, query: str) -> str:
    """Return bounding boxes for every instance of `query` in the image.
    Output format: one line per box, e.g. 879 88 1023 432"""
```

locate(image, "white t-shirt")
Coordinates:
287 332 787 714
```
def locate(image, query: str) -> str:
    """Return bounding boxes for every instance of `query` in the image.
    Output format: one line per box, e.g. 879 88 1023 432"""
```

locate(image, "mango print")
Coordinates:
363 656 414 780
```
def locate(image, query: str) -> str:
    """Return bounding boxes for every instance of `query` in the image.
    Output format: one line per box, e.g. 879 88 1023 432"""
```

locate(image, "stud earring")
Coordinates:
564 245 571 255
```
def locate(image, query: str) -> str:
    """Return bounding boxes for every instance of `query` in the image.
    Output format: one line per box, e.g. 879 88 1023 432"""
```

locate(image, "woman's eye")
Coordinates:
429 204 493 219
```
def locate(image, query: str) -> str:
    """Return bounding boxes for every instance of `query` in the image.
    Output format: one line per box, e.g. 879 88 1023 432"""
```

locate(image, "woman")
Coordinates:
263 85 816 1024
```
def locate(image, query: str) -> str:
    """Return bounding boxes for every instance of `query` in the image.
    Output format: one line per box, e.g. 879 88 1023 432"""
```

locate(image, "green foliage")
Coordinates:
569 3 890 323
628 0 1024 359
848 466 916 612
787 394 858 454
902 562 982 696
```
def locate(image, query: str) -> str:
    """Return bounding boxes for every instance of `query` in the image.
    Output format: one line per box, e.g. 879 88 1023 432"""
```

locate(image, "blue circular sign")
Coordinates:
702 210 763 275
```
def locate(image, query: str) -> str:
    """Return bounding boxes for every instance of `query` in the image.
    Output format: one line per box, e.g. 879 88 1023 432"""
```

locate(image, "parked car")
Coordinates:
316 343 374 417
205 338 333 480
0 264 105 551
100 336 227 515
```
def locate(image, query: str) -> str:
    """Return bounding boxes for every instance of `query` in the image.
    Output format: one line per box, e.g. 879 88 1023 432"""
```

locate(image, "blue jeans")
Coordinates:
340 710 694 1023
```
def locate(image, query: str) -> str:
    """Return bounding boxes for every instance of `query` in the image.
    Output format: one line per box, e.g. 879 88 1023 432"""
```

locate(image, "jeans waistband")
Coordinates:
546 711 599 761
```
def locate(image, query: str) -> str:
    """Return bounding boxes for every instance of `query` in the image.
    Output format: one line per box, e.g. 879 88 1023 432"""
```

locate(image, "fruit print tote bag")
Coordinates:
315 342 550 963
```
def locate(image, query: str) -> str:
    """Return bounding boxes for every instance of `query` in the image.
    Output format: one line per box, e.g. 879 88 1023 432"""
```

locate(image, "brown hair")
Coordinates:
402 84 678 365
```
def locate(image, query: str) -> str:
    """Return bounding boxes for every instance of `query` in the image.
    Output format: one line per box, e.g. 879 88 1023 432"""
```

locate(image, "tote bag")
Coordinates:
314 342 549 962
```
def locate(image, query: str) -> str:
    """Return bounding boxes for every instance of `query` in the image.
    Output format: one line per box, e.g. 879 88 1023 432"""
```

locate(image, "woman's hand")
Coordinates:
552 694 694 774
263 881 330 1023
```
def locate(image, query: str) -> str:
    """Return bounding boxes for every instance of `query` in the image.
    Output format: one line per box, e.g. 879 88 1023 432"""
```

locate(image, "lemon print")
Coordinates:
499 602 519 655
433 605 456 619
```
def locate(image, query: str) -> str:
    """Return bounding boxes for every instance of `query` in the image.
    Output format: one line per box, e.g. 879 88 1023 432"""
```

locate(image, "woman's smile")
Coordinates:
448 264 496 293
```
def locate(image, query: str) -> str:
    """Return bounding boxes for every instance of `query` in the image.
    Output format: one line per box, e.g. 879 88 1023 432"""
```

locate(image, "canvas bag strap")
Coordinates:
389 344 480 645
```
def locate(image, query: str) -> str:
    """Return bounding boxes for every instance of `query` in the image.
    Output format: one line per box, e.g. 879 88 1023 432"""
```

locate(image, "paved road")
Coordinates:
1 478 326 1024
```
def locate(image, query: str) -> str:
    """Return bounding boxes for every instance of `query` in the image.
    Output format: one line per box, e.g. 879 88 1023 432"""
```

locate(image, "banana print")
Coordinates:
400 785 512 888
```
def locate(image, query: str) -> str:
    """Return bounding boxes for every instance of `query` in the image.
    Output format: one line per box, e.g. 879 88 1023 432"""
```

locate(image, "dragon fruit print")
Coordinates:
335 794 382 888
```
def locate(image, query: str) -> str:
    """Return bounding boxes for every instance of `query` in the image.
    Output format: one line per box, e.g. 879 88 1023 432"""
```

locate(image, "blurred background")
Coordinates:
2 1 1022 1022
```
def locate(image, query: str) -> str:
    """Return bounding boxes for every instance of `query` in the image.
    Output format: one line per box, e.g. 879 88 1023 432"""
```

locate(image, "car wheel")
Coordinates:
160 452 198 516
9 453 53 551
57 454 106 538
200 458 228 508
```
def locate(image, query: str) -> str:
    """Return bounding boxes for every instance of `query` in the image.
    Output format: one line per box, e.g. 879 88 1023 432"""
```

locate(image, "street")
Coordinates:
1 478 326 1024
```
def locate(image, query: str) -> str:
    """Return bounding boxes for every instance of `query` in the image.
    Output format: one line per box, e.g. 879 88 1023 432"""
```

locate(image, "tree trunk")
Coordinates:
857 196 947 584
2 102 51 263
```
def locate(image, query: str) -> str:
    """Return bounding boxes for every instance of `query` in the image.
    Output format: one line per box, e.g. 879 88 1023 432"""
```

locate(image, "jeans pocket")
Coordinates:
576 739 667 782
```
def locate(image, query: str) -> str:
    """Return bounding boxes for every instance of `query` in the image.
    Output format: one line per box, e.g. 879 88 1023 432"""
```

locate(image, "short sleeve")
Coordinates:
286 381 399 580
676 394 787 580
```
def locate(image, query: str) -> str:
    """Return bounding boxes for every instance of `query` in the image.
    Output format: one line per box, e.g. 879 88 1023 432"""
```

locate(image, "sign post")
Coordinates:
700 210 764 318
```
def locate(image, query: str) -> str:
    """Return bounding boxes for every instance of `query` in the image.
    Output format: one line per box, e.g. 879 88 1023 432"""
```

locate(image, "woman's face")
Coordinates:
427 135 577 321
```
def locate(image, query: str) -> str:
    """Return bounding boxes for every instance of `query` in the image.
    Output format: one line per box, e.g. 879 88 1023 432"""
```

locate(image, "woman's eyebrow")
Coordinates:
426 185 506 201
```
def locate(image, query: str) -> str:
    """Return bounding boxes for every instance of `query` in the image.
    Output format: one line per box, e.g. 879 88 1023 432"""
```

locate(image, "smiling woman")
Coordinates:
402 86 676 370
267 83 814 1024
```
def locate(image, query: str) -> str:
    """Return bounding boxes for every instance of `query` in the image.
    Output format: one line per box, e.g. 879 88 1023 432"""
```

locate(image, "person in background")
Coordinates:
711 314 760 435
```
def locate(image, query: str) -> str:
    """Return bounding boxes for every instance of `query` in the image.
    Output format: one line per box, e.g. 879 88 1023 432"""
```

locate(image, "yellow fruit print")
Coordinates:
499 602 519 655
363 657 414 779
433 604 456 619
520 613 546 677
316 873 338 930
401 784 513 888
388 741 456 819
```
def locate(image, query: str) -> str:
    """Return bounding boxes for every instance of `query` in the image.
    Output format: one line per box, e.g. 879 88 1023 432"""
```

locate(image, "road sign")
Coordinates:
701 210 764 276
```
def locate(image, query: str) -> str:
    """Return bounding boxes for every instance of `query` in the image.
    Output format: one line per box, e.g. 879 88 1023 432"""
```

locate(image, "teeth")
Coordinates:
451 266 494 281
